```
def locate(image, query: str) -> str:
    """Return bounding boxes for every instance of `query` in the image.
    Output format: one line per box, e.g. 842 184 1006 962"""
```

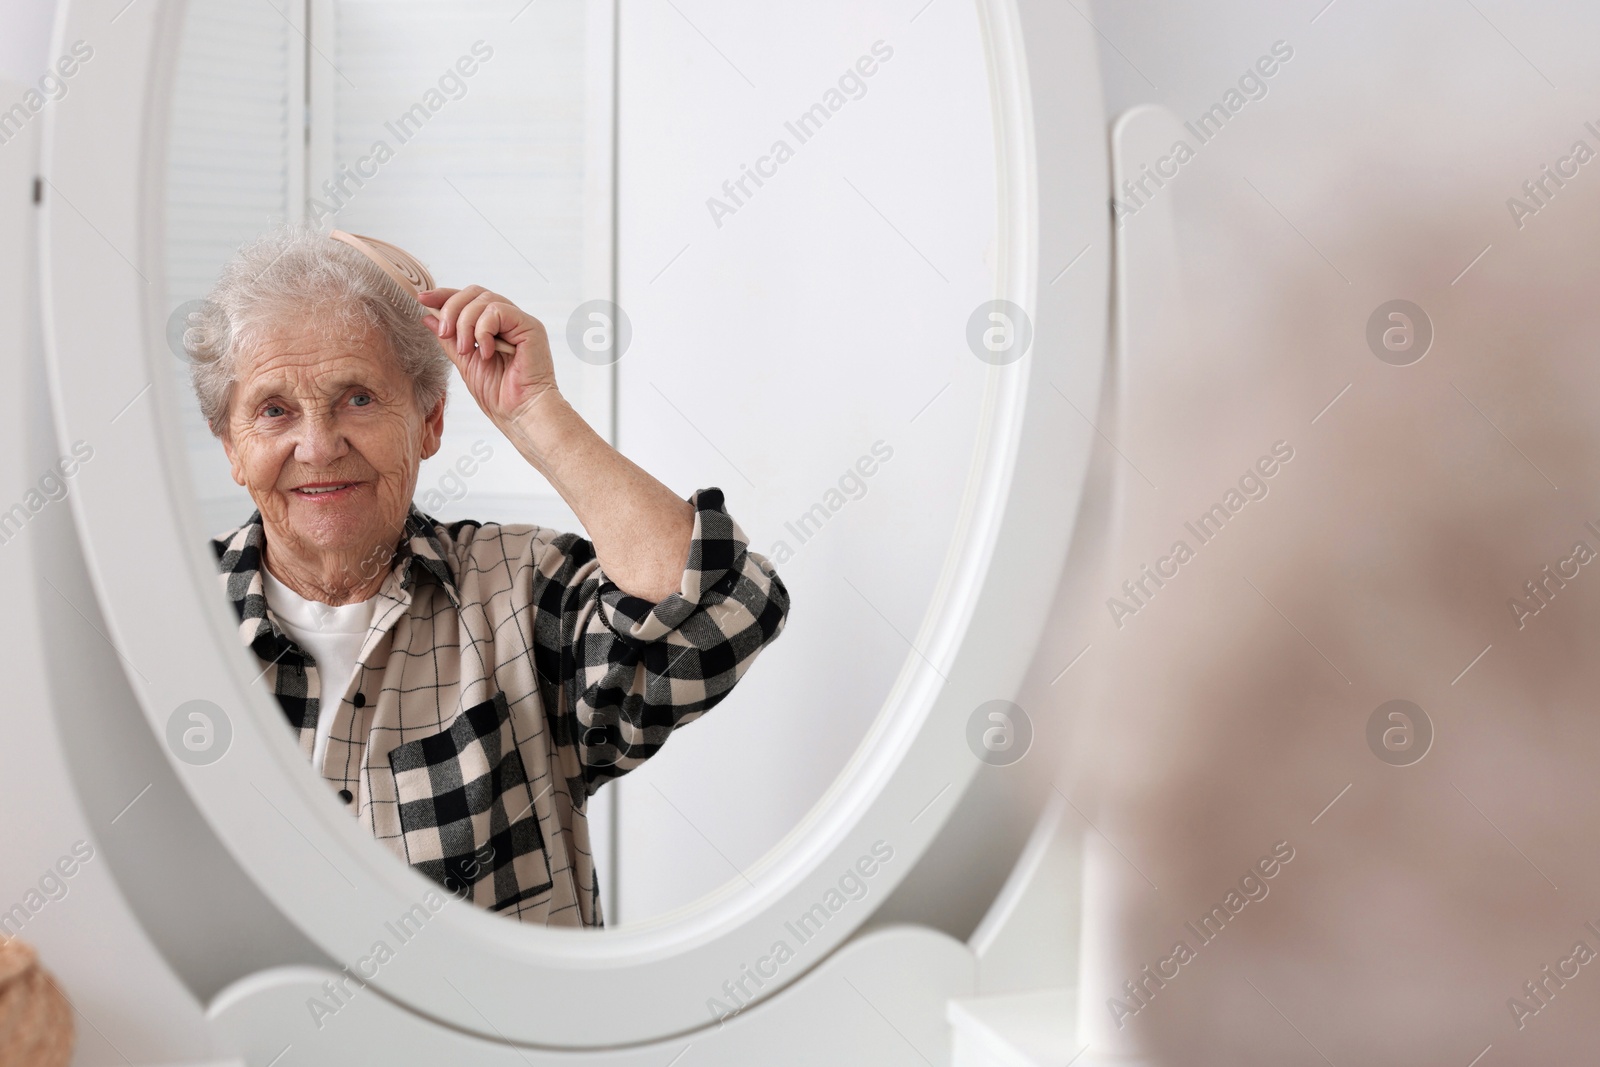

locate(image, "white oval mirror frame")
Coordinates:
40 0 1106 1048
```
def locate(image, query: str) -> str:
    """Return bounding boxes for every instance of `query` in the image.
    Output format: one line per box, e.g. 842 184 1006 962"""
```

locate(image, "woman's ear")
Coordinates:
420 393 446 460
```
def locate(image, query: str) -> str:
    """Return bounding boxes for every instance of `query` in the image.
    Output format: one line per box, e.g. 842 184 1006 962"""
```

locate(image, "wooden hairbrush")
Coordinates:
329 229 515 356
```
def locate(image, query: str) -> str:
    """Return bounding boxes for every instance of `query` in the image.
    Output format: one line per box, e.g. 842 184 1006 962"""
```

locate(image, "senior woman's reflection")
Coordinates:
185 225 789 927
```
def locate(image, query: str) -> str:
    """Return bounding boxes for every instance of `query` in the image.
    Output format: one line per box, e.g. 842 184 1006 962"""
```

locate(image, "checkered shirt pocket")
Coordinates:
388 691 553 912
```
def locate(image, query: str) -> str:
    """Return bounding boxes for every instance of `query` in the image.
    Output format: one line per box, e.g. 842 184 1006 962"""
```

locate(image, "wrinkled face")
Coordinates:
220 313 443 572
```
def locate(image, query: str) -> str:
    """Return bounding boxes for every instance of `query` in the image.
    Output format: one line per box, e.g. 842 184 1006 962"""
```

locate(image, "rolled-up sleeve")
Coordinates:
531 487 790 798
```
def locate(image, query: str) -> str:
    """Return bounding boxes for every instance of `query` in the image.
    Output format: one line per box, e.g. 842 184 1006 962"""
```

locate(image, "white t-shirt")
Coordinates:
260 564 379 772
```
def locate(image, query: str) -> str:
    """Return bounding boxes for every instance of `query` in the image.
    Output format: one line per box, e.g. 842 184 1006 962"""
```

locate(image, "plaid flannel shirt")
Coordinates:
209 487 789 927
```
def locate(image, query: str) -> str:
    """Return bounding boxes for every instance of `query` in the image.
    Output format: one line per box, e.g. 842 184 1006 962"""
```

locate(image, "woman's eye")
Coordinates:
262 404 286 418
350 393 373 407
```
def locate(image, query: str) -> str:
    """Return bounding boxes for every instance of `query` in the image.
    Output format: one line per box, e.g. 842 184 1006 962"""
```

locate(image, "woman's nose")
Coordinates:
292 412 350 466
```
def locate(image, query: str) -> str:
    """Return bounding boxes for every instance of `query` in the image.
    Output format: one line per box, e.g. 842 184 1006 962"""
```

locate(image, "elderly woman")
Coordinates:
186 225 789 928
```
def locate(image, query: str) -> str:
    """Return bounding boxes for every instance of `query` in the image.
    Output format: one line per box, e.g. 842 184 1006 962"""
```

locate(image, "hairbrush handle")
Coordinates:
484 337 519 357
330 229 516 356
429 320 518 358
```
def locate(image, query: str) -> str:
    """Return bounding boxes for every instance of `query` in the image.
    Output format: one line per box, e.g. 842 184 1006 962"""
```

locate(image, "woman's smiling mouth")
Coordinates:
292 481 360 500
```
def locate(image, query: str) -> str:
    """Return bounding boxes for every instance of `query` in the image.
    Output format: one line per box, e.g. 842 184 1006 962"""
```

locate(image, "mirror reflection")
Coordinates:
163 0 997 930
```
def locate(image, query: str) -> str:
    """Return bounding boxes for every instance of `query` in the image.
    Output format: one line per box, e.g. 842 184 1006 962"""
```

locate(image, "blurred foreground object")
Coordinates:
0 938 73 1067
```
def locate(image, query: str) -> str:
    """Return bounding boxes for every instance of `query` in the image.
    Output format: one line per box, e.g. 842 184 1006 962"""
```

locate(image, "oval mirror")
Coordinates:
42 0 1107 1046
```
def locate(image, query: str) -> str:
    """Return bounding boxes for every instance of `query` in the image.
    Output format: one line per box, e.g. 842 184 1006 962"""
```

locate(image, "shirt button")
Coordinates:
353 692 366 707
338 789 354 804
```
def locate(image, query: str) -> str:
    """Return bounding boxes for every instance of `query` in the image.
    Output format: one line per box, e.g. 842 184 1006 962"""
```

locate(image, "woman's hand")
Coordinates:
421 286 691 601
418 285 559 429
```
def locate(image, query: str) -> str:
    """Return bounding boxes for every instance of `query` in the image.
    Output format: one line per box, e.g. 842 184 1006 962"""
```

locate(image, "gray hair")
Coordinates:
183 222 450 436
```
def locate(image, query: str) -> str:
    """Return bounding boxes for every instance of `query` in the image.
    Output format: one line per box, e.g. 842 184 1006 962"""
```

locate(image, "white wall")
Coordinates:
0 1 52 83
610 0 996 925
